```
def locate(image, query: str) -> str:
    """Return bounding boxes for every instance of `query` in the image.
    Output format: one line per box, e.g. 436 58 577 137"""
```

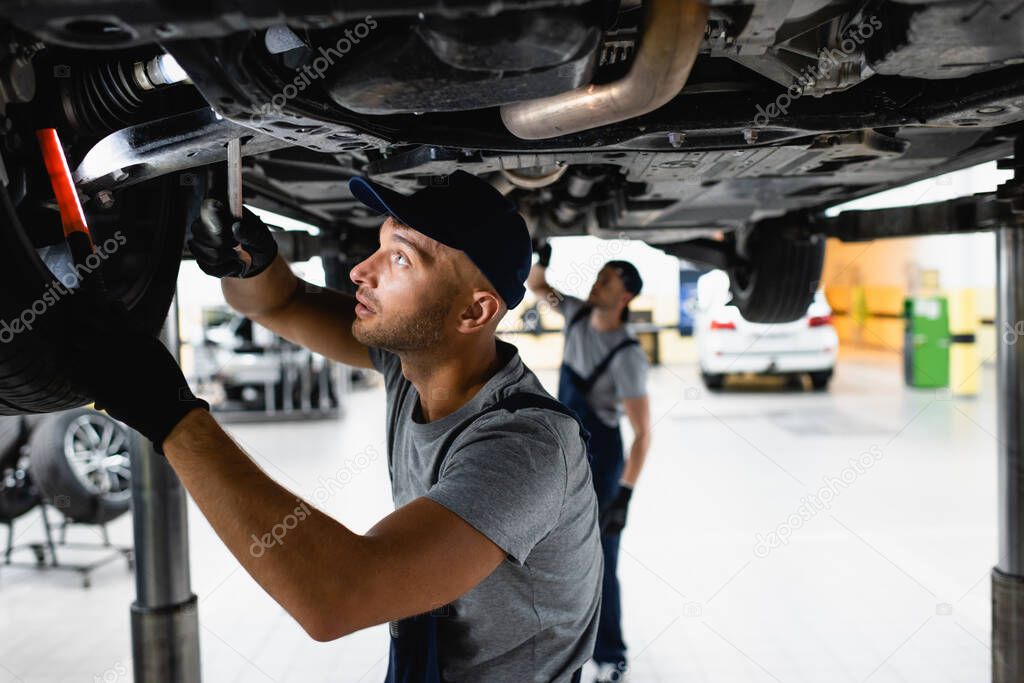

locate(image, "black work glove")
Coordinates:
65 277 208 454
536 241 552 268
188 199 278 279
600 485 633 535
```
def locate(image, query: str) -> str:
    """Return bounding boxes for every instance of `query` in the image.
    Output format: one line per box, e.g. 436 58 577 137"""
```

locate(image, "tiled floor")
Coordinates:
0 349 996 682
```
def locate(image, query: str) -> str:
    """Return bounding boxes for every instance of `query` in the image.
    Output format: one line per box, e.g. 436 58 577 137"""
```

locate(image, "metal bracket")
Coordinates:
73 108 290 194
997 137 1024 227
660 237 738 270
816 192 1018 242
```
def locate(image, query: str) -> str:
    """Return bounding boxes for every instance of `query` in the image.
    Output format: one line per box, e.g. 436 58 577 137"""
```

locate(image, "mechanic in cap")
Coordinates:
528 247 651 683
67 170 601 682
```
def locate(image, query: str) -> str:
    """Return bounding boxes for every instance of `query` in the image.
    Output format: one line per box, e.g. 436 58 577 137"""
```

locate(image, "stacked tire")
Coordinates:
0 410 133 527
0 416 39 523
28 409 132 525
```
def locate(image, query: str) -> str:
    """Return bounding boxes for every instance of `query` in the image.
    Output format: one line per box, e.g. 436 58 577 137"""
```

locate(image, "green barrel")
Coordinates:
903 296 950 388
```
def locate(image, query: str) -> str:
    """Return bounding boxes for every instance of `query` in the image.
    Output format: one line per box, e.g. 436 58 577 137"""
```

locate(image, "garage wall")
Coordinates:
822 231 996 361
821 160 1008 358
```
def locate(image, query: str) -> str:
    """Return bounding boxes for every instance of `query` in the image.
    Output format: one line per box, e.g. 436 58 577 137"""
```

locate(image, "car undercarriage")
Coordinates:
0 0 1021 345
5 4 1024 677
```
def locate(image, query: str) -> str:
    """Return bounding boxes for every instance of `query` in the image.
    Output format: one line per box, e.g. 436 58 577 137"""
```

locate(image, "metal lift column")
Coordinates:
129 293 201 682
994 136 1024 683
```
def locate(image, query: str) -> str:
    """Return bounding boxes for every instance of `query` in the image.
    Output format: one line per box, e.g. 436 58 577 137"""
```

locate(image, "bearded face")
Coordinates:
349 218 462 353
586 265 629 311
351 283 455 351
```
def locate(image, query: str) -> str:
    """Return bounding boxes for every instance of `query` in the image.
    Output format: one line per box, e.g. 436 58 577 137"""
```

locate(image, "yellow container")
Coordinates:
948 288 979 397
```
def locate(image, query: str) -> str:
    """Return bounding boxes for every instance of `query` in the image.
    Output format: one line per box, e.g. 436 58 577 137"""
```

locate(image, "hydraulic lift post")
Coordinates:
994 226 1024 682
994 136 1024 683
129 292 201 682
812 136 1024 681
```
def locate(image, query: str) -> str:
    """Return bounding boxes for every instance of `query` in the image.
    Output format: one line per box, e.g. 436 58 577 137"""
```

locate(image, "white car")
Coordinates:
694 271 839 390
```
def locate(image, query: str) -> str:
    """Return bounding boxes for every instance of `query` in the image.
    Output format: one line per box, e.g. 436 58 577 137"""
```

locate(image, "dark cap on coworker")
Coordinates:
348 170 532 308
606 260 643 296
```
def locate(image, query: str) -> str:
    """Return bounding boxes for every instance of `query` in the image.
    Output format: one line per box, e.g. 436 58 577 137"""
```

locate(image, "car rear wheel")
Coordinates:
28 409 132 524
728 229 825 324
701 371 725 390
810 370 833 391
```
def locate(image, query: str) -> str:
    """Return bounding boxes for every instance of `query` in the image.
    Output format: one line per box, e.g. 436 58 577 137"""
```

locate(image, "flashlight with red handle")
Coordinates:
35 128 104 293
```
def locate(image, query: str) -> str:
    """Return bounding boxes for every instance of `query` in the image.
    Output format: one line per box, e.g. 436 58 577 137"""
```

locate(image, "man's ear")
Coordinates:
457 290 503 333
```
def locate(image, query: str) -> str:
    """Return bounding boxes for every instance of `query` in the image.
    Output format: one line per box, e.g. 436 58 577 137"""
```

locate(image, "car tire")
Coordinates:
810 370 832 390
0 415 23 457
27 408 132 524
728 229 825 324
0 165 203 415
0 416 39 522
701 371 725 390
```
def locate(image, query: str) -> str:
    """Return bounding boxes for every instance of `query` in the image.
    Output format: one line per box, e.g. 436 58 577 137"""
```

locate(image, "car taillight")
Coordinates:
808 315 833 327
710 320 736 330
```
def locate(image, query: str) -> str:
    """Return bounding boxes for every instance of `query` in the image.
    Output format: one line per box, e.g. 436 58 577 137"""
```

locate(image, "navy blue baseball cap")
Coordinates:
606 260 643 296
348 170 532 308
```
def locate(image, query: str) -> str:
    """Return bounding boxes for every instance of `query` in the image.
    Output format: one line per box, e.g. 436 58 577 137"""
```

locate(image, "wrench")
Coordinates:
225 137 252 267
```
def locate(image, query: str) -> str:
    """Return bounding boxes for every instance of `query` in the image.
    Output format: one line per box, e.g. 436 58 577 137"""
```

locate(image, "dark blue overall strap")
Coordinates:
432 391 590 483
386 613 441 683
486 391 582 421
564 304 641 391
386 388 587 683
385 376 415 478
580 337 640 392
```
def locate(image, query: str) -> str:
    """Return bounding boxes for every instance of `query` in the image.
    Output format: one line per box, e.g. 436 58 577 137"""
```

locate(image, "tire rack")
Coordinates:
2 502 134 588
216 354 343 423
205 340 345 424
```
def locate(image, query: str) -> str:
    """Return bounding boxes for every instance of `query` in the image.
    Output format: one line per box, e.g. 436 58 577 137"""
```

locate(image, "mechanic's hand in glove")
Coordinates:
65 279 208 454
189 199 278 279
536 241 552 268
599 484 633 535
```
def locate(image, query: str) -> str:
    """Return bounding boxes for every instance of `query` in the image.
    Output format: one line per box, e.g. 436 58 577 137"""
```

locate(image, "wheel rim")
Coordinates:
62 413 131 502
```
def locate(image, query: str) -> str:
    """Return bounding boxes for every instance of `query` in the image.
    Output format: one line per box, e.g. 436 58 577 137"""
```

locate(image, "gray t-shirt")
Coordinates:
558 296 649 427
369 340 602 682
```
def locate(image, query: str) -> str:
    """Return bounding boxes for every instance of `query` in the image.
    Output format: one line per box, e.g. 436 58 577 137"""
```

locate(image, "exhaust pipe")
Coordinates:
500 0 708 140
